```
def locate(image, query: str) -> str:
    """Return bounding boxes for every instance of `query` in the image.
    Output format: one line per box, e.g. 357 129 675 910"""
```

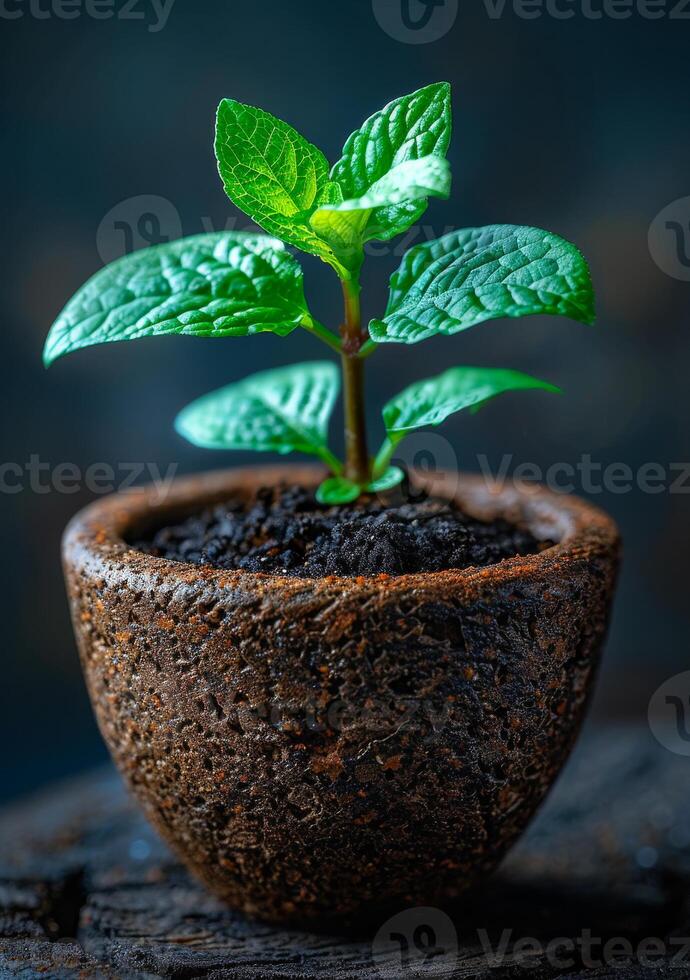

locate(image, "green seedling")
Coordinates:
44 82 594 504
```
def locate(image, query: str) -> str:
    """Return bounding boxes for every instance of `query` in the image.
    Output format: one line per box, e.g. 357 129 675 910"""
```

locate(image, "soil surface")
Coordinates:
133 483 550 577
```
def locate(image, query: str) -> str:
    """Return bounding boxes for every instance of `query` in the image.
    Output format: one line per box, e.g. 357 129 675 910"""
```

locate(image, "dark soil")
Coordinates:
133 484 550 578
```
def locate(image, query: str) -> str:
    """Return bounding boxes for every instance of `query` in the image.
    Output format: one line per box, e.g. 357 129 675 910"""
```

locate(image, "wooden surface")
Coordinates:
1 724 689 979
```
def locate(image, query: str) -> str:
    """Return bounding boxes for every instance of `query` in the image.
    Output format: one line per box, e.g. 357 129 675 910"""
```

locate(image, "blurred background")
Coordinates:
1 0 689 803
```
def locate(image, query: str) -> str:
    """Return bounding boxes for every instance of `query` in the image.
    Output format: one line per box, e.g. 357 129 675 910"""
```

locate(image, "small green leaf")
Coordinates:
366 466 405 492
316 466 406 505
310 156 451 271
44 232 310 366
176 362 342 470
370 225 595 345
215 99 346 275
330 156 450 217
308 209 368 278
330 82 452 244
383 366 560 436
316 477 361 505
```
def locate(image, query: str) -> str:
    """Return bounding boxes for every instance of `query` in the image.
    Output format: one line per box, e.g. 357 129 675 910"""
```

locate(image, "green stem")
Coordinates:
301 316 342 354
340 279 370 484
318 446 344 476
358 337 378 359
372 434 401 479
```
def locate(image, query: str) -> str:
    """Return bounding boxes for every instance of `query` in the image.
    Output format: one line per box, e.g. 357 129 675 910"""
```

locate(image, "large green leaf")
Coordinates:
215 99 345 275
310 155 451 272
175 362 342 470
44 233 311 366
330 82 452 244
383 366 559 436
370 225 596 345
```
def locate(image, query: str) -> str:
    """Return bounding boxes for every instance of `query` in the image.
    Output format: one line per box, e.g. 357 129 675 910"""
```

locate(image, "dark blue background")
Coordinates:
2 0 689 801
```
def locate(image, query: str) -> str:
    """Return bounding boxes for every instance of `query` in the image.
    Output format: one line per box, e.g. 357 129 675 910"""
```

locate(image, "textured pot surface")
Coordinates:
63 466 620 924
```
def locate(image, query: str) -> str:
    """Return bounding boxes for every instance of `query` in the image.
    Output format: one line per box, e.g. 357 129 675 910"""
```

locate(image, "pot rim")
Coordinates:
63 464 620 592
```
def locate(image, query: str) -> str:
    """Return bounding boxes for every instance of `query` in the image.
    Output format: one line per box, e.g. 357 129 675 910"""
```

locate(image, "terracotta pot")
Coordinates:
63 465 619 924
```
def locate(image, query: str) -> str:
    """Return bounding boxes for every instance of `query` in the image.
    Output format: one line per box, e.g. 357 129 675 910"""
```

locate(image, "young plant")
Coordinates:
44 83 595 504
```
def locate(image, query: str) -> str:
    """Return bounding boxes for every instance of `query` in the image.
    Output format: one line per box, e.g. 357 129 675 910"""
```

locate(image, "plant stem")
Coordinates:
340 278 370 484
318 446 344 476
372 435 399 479
301 316 342 354
358 337 378 359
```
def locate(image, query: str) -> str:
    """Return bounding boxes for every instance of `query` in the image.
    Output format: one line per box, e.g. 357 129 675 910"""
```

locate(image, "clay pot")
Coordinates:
63 466 619 924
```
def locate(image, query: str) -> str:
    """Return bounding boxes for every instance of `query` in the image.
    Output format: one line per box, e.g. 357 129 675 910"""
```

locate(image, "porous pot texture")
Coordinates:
63 466 620 924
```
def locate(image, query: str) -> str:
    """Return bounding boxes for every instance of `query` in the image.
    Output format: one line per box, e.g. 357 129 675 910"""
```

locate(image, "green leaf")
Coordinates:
215 99 346 275
330 82 452 244
310 156 451 271
330 156 450 216
43 232 311 366
316 466 406 505
383 366 560 437
308 209 367 276
366 466 405 492
175 362 342 470
370 225 596 345
316 477 361 506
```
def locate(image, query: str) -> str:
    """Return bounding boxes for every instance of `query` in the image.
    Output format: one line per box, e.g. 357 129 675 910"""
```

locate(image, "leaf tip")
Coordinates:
367 319 388 344
173 404 199 447
425 80 451 95
42 343 55 369
215 96 237 115
434 80 452 112
42 326 62 368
